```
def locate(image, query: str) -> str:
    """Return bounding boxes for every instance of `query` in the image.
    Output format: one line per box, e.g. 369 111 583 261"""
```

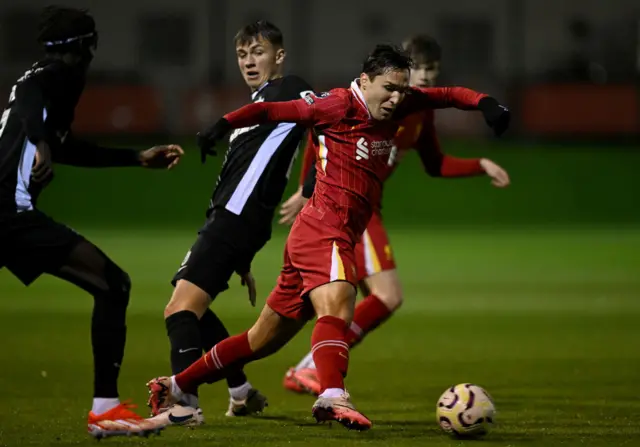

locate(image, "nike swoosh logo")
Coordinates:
168 413 193 424
178 347 199 354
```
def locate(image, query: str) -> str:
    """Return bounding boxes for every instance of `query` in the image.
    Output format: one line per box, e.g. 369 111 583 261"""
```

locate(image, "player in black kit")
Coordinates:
150 20 316 426
0 6 183 438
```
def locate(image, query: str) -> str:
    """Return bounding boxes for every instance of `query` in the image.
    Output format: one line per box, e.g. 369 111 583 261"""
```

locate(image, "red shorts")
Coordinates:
266 208 358 320
354 212 396 283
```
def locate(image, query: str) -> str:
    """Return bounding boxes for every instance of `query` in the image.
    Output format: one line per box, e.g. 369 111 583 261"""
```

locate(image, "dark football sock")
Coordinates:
166 310 203 396
92 290 128 398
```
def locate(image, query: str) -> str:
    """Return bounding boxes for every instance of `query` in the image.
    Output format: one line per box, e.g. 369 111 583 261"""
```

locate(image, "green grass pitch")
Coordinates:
1 225 639 446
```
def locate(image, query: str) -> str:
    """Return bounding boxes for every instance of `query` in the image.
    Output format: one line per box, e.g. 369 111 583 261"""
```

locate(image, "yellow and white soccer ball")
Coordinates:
436 383 495 438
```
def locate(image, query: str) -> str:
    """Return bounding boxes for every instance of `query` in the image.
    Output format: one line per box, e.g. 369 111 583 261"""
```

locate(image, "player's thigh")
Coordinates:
49 238 131 298
309 281 357 322
355 212 397 284
266 242 314 322
170 220 243 306
2 210 107 289
165 279 212 318
287 216 359 321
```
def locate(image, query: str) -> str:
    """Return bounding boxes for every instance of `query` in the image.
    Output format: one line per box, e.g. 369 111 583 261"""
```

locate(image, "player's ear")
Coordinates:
360 73 370 90
275 48 286 66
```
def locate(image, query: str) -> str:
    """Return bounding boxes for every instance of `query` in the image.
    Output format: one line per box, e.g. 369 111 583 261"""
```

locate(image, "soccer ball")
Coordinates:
436 383 495 438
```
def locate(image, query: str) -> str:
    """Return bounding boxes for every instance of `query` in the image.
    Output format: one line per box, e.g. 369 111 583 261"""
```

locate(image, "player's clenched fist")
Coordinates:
477 97 510 137
197 118 232 163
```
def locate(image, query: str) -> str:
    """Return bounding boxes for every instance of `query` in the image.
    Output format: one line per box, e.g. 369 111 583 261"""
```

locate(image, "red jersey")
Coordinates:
223 80 486 240
298 85 487 214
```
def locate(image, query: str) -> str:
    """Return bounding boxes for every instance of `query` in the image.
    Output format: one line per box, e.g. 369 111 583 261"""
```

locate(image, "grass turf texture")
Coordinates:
1 140 639 445
1 226 639 446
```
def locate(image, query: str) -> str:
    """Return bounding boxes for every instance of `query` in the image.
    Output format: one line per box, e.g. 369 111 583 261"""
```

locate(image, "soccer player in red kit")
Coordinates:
280 35 511 396
145 44 510 431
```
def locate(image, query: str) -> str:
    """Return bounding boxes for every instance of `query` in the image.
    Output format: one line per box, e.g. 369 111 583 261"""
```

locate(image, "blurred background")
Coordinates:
1 0 639 230
1 2 640 444
3 0 640 136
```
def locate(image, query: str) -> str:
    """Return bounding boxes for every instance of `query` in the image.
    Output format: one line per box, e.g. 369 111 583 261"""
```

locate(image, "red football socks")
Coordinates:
175 331 253 394
346 294 393 347
311 316 349 393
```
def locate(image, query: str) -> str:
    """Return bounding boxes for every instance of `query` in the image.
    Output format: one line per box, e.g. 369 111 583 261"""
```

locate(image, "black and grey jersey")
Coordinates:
208 75 314 231
0 59 84 215
0 58 140 216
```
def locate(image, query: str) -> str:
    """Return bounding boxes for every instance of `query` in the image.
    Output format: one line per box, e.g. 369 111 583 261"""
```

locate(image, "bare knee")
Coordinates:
102 260 131 301
364 270 403 312
309 281 357 325
164 280 211 319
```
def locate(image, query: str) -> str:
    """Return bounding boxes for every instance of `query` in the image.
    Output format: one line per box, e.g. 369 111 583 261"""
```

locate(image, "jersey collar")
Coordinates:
251 81 270 100
350 79 371 118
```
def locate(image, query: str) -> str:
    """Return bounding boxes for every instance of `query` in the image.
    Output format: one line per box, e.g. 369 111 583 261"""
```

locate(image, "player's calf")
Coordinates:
163 280 213 409
308 282 356 393
345 270 402 347
363 269 403 312
57 242 133 414
148 304 299 416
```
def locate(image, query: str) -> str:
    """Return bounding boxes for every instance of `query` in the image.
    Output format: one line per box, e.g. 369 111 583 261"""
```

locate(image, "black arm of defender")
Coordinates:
53 134 141 168
12 76 49 145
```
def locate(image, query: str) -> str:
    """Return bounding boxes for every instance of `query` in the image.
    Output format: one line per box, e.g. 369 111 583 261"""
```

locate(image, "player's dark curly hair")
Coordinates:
362 44 414 80
402 34 442 65
37 5 96 52
234 20 283 48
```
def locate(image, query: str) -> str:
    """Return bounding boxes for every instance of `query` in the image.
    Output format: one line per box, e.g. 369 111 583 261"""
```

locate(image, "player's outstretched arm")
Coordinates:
196 100 313 163
54 133 183 169
198 91 347 163
408 87 511 136
414 118 510 187
414 118 484 178
411 86 487 110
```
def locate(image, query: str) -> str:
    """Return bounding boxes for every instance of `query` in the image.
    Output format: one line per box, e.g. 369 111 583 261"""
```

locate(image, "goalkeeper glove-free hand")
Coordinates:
197 117 232 164
478 97 511 137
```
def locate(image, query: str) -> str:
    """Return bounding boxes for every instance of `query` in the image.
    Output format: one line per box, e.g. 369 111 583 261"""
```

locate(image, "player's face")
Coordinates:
410 60 440 87
360 69 409 121
236 37 285 91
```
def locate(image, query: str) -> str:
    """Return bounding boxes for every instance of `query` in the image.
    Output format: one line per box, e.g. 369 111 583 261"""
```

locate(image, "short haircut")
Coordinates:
234 20 283 48
402 34 442 65
362 44 413 80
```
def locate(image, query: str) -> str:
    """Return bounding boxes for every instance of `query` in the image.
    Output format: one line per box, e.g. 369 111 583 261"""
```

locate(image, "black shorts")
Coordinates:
171 208 269 299
0 210 85 285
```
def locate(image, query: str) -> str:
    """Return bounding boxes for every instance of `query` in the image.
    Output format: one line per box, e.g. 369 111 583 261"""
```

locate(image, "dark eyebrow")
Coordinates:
384 83 409 92
236 43 264 53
